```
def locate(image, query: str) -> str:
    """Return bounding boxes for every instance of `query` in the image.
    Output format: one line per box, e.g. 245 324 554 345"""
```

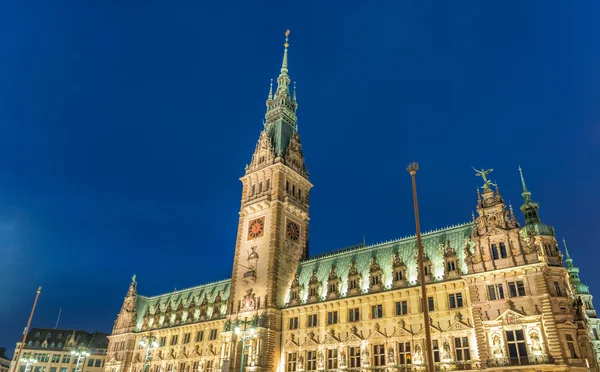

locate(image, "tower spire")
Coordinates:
281 29 290 75
268 79 273 100
563 238 573 267
518 165 531 202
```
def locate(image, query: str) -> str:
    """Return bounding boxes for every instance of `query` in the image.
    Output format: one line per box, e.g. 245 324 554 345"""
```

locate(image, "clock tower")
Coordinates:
227 31 312 372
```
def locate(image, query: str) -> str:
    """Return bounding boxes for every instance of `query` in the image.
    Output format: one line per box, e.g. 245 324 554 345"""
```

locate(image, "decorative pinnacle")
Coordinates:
281 30 290 74
268 79 273 100
406 161 419 175
563 238 572 260
518 165 529 193
293 81 297 102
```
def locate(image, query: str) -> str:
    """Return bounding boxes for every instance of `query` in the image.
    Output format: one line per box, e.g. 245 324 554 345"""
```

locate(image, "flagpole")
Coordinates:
11 287 42 372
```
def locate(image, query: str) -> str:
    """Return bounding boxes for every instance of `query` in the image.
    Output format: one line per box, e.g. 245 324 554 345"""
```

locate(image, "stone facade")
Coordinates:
11 329 108 372
105 33 600 372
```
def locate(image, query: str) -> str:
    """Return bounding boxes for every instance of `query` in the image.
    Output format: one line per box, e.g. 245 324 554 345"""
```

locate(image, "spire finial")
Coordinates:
471 210 475 222
268 79 273 100
293 81 297 102
563 238 571 260
281 30 290 74
509 201 514 217
518 165 529 194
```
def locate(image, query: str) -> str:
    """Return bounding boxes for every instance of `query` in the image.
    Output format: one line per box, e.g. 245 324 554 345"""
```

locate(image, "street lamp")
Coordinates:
407 162 434 372
70 346 90 372
20 357 37 372
138 335 159 372
234 318 255 372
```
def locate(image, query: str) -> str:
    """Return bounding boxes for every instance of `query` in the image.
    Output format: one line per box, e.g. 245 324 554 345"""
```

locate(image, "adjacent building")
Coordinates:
11 329 109 372
105 32 600 372
1 348 11 372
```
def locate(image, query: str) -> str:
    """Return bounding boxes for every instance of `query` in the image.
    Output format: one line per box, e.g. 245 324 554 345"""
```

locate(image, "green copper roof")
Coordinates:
135 279 230 331
265 117 295 157
517 166 554 237
290 223 472 304
563 238 590 295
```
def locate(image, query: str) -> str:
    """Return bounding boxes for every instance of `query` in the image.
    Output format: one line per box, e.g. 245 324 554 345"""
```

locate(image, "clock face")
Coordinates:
286 220 300 241
247 218 265 240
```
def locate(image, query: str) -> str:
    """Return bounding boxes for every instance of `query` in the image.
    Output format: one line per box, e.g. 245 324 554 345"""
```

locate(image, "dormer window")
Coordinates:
447 261 456 272
394 271 403 281
349 279 358 289
424 266 429 276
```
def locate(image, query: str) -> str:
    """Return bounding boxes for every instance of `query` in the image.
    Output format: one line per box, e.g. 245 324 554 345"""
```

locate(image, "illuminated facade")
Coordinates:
105 33 600 372
11 329 108 372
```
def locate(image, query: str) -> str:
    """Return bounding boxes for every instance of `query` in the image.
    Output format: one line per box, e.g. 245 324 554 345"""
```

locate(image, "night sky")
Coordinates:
1 0 599 354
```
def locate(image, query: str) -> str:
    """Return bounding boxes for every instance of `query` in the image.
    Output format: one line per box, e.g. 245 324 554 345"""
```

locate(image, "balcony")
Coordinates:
487 354 552 367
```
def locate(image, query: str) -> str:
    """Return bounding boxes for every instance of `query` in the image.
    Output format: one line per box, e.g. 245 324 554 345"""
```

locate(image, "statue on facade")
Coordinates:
387 346 395 364
473 167 496 190
530 333 542 353
339 350 347 368
297 355 304 371
413 344 423 365
441 342 451 361
491 335 503 356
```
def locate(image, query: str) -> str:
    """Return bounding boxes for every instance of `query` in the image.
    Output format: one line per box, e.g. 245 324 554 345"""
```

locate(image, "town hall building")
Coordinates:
104 32 600 372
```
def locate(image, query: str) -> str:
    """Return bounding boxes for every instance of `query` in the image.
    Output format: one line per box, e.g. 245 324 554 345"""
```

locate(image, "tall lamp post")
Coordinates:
138 335 159 372
407 162 435 372
70 346 90 372
234 318 255 372
19 357 37 372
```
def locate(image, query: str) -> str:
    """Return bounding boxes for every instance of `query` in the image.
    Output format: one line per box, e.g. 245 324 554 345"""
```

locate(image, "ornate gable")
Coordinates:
322 329 340 344
301 332 319 348
367 323 387 340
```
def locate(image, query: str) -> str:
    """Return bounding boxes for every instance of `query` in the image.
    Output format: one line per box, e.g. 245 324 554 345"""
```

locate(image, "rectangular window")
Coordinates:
492 244 499 260
196 331 204 342
50 368 56 372
209 329 218 340
62 356 70 364
505 330 528 363
554 281 562 297
508 281 526 297
432 340 440 363
566 335 578 358
449 293 463 309
394 270 403 281
327 311 338 325
289 317 299 330
179 363 187 372
306 351 317 371
88 359 94 367
487 284 505 300
160 337 166 347
428 297 435 311
192 362 199 372
373 344 385 367
499 242 508 258
205 361 213 372
349 347 361 368
348 308 360 322
52 355 60 363
171 335 178 345
183 333 191 344
395 301 408 316
286 353 297 372
166 365 173 372
327 349 338 370
398 342 411 365
307 314 318 328
349 279 358 290
371 304 383 319
454 337 470 361
60 368 68 372
95 360 102 368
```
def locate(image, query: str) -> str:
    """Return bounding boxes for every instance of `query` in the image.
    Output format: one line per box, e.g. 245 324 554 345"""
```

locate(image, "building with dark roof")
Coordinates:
11 328 108 372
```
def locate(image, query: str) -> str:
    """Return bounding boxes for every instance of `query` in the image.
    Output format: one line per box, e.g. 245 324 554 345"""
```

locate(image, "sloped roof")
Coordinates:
293 223 472 303
22 328 109 350
135 279 230 330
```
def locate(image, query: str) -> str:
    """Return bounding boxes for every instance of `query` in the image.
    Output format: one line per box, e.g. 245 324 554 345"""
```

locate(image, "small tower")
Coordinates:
112 275 138 334
564 239 596 318
518 166 562 265
467 168 524 273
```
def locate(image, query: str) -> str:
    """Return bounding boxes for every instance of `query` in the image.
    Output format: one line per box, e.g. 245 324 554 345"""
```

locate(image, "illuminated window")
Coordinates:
508 281 526 297
395 301 408 316
327 311 338 325
398 342 411 365
449 293 463 309
306 351 316 371
506 330 527 364
327 349 338 370
307 314 318 328
349 347 361 368
288 317 299 330
454 337 470 361
373 345 385 367
371 304 383 319
348 308 359 322
286 353 297 372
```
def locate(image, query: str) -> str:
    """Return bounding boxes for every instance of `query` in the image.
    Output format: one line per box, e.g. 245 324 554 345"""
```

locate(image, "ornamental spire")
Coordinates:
268 79 273 100
274 30 292 97
518 165 531 202
563 238 573 268
281 29 290 75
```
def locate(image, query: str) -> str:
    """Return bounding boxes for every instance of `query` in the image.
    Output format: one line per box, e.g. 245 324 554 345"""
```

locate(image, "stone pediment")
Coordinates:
301 337 319 348
489 309 539 326
107 357 119 365
446 321 472 332
192 346 202 357
283 338 299 349
178 349 188 359
343 331 363 344
367 324 387 340
206 346 217 356
390 322 412 338
322 330 340 344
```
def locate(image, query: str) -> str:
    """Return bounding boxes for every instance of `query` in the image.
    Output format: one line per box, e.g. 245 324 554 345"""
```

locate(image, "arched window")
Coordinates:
292 184 295 196
286 181 290 193
499 242 508 258
258 182 263 193
424 266 429 276
544 245 552 256
36 332 40 337
28 341 33 346
47 333 51 338
265 179 270 190
250 184 255 196
34 341 40 347
58 334 62 339
58 343 62 348
491 244 499 260
51 342 55 348
298 189 302 200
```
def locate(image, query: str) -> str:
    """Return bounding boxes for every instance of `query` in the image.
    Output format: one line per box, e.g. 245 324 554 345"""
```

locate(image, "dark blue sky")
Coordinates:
1 0 599 353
